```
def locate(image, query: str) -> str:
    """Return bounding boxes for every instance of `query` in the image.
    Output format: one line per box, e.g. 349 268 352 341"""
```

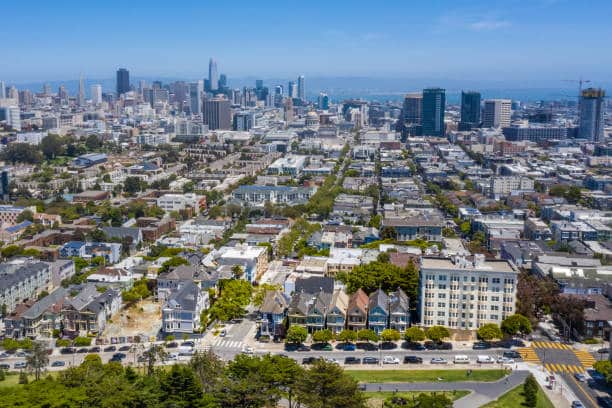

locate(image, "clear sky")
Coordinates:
2 0 611 82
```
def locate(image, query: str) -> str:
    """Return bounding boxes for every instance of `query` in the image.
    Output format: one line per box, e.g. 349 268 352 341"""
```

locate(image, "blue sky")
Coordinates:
2 0 612 82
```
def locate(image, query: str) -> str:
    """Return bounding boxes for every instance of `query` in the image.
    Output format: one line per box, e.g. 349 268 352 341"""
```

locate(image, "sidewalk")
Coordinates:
523 362 575 408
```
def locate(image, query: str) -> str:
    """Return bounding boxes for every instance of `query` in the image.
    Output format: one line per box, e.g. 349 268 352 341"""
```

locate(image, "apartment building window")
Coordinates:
438 275 447 281
492 278 500 284
438 284 446 290
437 320 445 325
491 296 499 302
437 302 446 308
438 293 446 298
490 314 498 320
437 311 445 316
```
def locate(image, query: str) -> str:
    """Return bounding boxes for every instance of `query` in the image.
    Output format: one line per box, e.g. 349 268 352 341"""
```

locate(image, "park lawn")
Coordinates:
481 383 554 408
366 390 469 408
347 369 507 383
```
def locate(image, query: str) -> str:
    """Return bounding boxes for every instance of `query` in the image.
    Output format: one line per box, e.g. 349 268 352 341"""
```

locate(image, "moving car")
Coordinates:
219 329 227 337
571 401 584 408
110 353 127 362
344 357 361 365
430 357 447 364
362 357 379 365
382 356 400 364
574 373 587 382
403 356 423 364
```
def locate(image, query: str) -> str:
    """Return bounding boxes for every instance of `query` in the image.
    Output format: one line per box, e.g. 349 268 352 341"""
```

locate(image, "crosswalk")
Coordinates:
544 363 585 374
208 338 245 350
573 350 596 368
517 347 541 364
531 341 572 350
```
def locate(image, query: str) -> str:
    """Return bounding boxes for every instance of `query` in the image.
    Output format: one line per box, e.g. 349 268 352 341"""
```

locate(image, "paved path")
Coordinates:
362 370 530 408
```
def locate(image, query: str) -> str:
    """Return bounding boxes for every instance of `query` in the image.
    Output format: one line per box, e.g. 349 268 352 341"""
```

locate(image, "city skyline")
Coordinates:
2 0 612 81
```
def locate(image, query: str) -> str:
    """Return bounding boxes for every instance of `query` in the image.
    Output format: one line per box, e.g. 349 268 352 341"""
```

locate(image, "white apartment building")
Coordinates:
488 176 534 199
482 99 511 128
419 255 518 330
156 193 202 214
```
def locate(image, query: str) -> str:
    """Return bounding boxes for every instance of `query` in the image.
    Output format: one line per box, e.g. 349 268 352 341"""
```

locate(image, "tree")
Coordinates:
516 271 559 322
158 256 189 274
189 351 225 393
123 176 143 195
404 326 426 343
26 341 49 380
231 264 244 279
523 374 538 408
501 314 532 336
296 359 367 408
459 221 471 235
286 325 308 344
380 329 401 342
426 326 450 343
142 344 168 376
551 295 588 337
16 209 34 223
312 329 333 343
74 336 92 346
337 329 358 343
160 364 204 407
18 371 28 384
380 226 397 240
208 280 253 322
594 360 612 384
2 338 20 352
477 324 503 341
357 329 379 343
0 143 43 164
40 134 65 159
85 134 102 150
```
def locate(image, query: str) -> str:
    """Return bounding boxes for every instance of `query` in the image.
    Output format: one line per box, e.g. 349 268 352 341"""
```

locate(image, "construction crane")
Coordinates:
563 78 591 99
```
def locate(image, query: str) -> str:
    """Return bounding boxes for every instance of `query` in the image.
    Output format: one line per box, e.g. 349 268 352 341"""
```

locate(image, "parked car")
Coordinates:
571 401 584 408
167 353 179 361
574 373 587 382
403 356 423 364
0 352 9 359
182 341 195 348
165 342 178 349
111 353 127 361
382 356 400 364
405 342 426 351
297 345 311 352
503 351 521 359
51 361 65 367
358 383 367 391
118 346 131 352
103 346 116 352
430 357 447 364
242 346 254 355
325 358 340 365
0 363 10 370
357 342 379 351
425 341 452 350
60 347 75 354
588 370 605 382
362 357 379 365
76 348 89 353
344 357 361 365
381 342 397 350
472 342 491 350
477 355 495 364
14 362 27 369
343 343 356 351
453 355 470 364
597 348 609 354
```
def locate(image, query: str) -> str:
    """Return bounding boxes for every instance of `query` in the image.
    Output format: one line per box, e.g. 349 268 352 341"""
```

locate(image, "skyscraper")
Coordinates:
91 84 102 105
459 91 481 131
116 68 130 95
579 88 606 141
209 58 219 91
318 92 329 110
297 75 305 100
482 99 511 128
288 81 297 98
42 83 52 96
421 88 446 137
402 93 422 125
189 80 204 116
77 75 85 106
0 81 5 99
203 96 231 130
219 74 227 89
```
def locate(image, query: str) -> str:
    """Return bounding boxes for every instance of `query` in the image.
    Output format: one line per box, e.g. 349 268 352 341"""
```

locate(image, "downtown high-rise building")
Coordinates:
288 81 297 98
189 80 204 116
459 91 481 131
0 81 5 99
77 75 85 106
402 93 422 125
116 68 130 95
91 84 102 105
421 88 445 137
482 99 511 128
209 58 219 91
318 92 329 110
203 96 231 130
579 88 606 141
297 75 305 100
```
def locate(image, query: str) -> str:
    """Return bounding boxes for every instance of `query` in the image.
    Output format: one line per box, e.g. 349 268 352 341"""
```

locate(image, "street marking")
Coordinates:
573 350 596 368
569 375 599 408
517 347 541 363
544 363 584 374
532 341 570 350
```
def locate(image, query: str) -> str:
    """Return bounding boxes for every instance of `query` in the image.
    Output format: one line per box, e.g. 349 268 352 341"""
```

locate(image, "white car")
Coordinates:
477 355 495 364
167 353 179 361
430 357 447 364
382 356 400 364
497 357 514 364
242 346 254 355
325 358 340 365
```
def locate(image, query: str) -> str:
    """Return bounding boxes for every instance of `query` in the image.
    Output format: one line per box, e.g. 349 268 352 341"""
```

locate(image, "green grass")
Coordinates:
347 369 507 383
0 373 34 388
366 390 469 408
481 384 554 408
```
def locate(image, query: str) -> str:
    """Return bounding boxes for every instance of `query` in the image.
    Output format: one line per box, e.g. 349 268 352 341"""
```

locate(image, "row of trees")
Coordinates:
1 350 370 408
285 315 532 345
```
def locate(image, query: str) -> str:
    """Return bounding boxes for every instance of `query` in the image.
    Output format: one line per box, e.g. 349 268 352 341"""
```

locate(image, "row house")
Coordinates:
162 281 209 334
61 284 122 336
0 261 52 314
4 288 67 339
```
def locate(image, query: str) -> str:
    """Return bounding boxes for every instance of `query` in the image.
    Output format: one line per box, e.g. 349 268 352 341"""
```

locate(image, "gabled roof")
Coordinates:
22 288 68 320
158 264 198 281
165 282 200 312
389 287 409 314
368 288 389 313
329 289 349 315
294 276 333 295
288 292 311 317
259 290 290 315
347 289 369 314
307 291 333 316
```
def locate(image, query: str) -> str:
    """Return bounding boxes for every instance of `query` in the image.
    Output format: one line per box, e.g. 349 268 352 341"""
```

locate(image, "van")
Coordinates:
453 355 470 364
477 355 495 364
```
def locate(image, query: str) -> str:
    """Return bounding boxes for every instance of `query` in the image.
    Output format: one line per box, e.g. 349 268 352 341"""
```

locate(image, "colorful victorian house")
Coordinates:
389 287 410 333
347 288 369 331
368 288 389 335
